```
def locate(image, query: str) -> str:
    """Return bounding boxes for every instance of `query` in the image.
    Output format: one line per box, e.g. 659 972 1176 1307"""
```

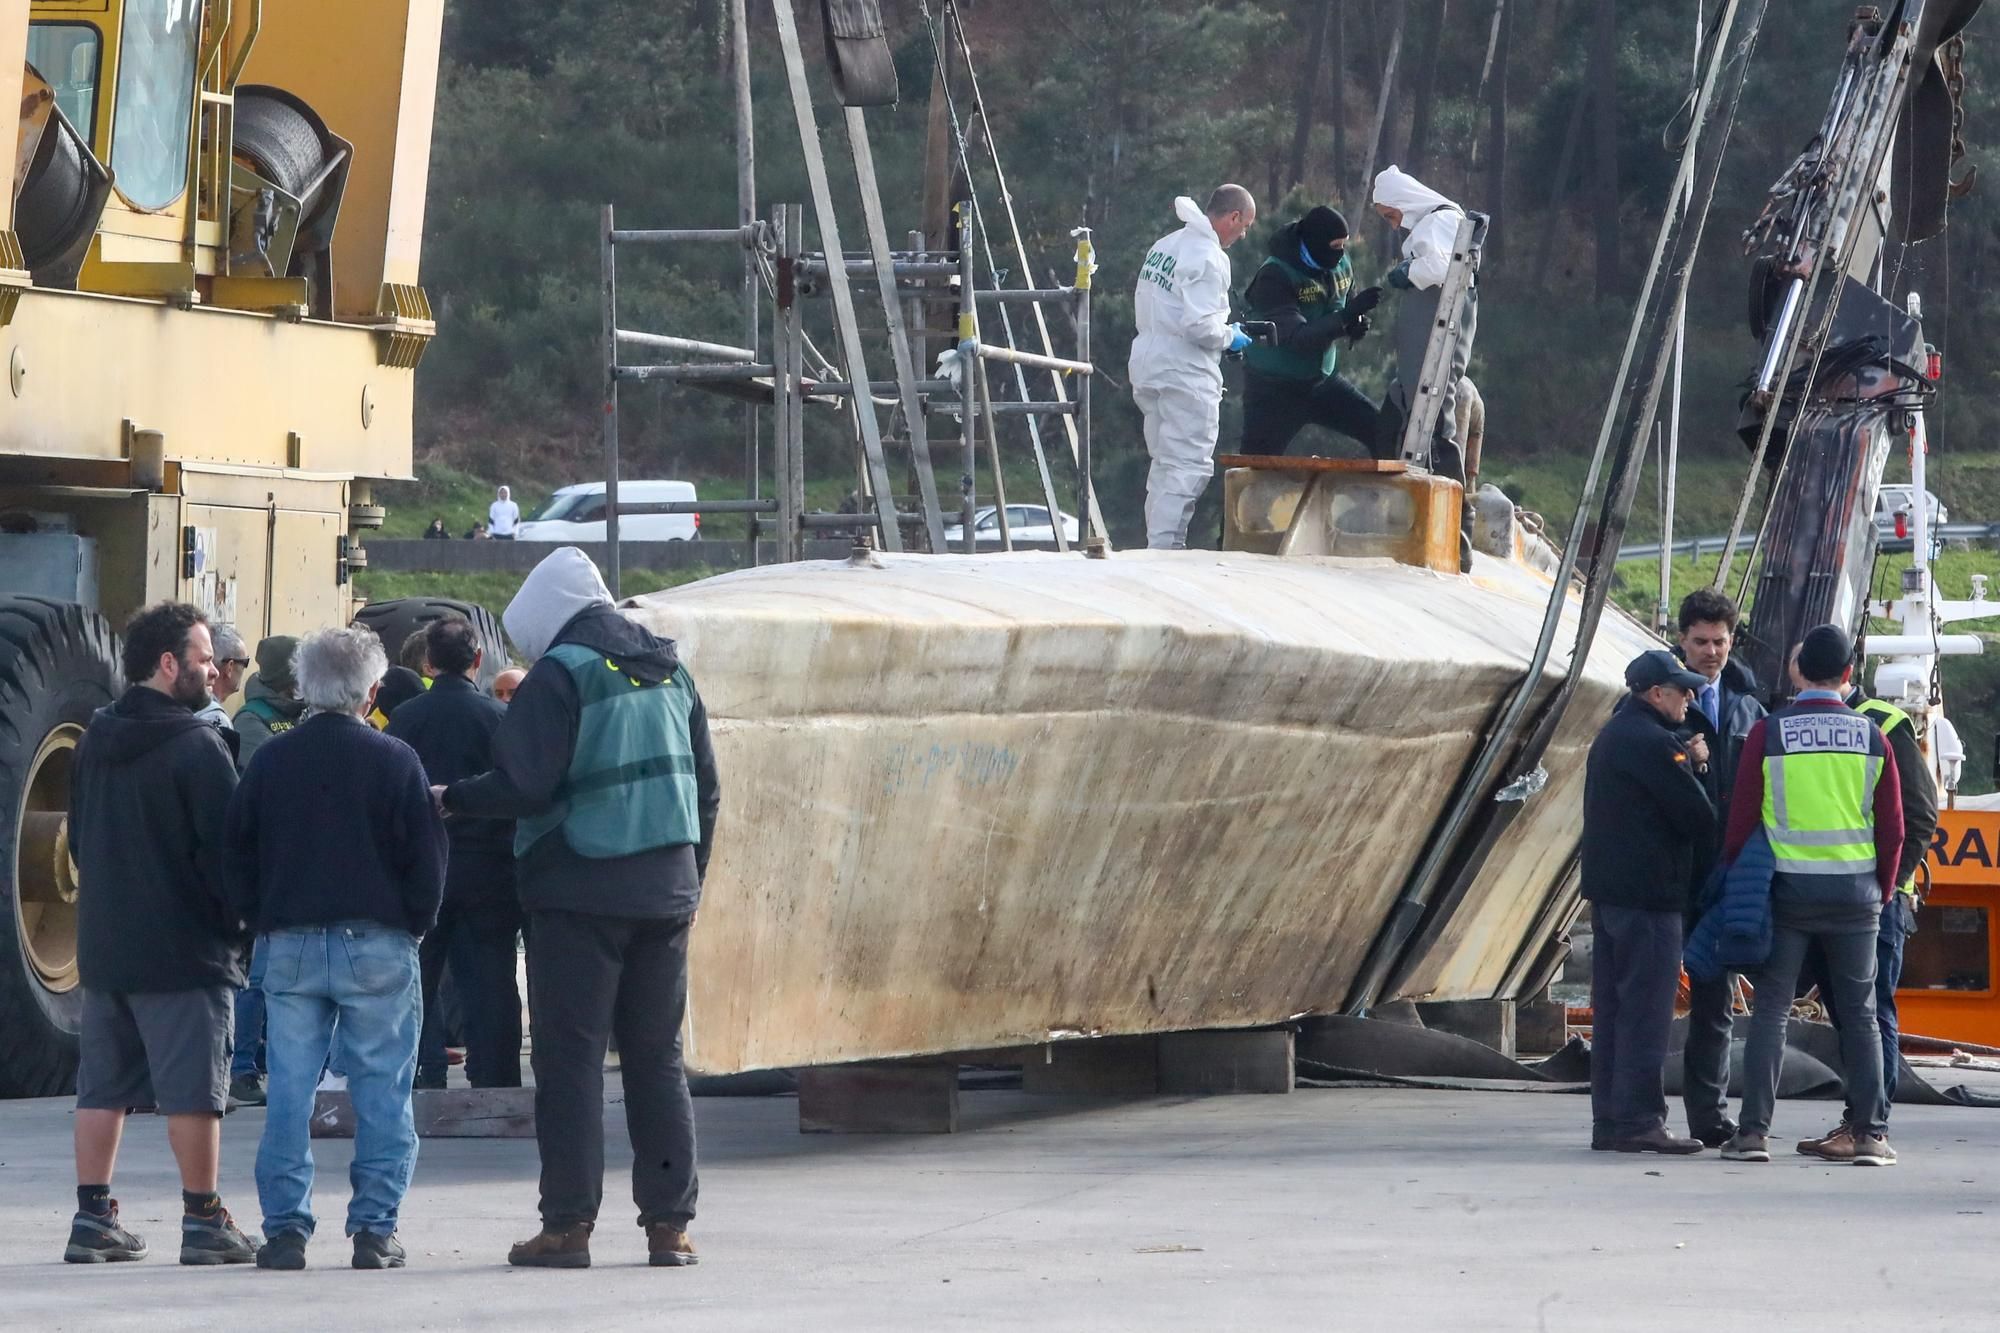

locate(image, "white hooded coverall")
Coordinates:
1129 197 1234 550
1373 166 1478 475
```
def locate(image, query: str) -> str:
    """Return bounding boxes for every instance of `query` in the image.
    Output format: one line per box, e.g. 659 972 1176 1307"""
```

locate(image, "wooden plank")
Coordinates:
310 1087 537 1140
1021 1036 1160 1095
798 1062 958 1134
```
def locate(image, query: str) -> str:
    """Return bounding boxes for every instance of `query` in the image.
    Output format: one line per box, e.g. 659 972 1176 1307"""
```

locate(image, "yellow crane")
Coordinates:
0 0 443 1096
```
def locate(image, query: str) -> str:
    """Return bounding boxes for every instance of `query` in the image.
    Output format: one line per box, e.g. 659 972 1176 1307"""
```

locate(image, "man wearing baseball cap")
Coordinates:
1580 649 1719 1154
1718 624 1905 1166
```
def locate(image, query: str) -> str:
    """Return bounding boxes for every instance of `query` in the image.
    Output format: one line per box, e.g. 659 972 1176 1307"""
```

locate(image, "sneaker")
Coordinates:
1691 1119 1737 1150
352 1231 407 1269
181 1207 259 1265
63 1203 147 1263
646 1224 698 1268
257 1230 308 1270
228 1074 267 1107
1610 1125 1704 1155
1720 1131 1772 1163
1852 1134 1896 1167
508 1222 592 1269
1801 1125 1867 1164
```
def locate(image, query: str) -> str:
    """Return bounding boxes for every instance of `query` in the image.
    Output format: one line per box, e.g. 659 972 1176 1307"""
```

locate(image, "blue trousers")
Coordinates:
1589 903 1684 1138
230 938 267 1078
256 922 421 1240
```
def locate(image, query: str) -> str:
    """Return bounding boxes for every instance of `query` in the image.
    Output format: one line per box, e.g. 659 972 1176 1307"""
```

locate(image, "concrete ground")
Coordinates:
1 1082 1996 1331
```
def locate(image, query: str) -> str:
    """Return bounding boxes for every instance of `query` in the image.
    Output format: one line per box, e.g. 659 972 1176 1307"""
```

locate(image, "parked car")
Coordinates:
941 504 1082 548
1875 484 1945 554
514 480 700 542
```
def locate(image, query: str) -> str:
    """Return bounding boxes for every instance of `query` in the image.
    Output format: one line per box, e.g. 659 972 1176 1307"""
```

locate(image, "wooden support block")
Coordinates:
1157 1029 1295 1095
797 1062 959 1134
1514 990 1569 1056
1416 999 1517 1059
310 1087 537 1139
1021 1036 1161 1095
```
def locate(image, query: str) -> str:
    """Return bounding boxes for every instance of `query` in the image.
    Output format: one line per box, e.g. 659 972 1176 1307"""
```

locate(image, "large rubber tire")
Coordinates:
353 598 510 694
0 597 119 1098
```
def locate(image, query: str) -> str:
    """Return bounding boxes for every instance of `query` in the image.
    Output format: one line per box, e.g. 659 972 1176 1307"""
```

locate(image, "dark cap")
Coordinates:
1298 206 1350 269
1625 648 1707 694
254 634 299 691
1795 624 1855 683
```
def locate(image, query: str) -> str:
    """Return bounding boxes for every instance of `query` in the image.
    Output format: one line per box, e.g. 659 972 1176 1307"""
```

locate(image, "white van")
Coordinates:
514 480 700 542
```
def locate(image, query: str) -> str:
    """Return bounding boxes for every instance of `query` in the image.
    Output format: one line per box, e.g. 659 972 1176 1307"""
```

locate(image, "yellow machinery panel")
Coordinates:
268 505 345 633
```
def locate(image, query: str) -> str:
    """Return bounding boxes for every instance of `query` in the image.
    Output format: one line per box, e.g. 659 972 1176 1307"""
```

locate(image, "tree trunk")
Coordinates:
1531 78 1589 288
1405 0 1448 177
1591 0 1620 298
1485 0 1508 261
1358 0 1405 202
1331 1 1348 186
1288 0 1335 192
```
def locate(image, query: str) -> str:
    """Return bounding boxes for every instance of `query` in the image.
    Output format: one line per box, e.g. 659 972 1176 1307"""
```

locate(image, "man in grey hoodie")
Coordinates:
443 547 719 1271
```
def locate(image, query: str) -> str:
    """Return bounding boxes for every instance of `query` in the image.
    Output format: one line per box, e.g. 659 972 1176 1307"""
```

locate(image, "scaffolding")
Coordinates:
595 0 1102 595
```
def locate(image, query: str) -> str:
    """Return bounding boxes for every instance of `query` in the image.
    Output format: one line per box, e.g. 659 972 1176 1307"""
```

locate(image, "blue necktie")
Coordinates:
1700 682 1720 730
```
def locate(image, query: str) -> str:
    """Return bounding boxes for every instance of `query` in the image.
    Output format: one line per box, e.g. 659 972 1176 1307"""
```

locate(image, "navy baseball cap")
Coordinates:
1625 649 1707 693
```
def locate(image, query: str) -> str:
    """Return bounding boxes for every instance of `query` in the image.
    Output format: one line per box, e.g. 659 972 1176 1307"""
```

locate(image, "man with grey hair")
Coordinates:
194 624 249 736
225 626 446 1271
1130 183 1257 549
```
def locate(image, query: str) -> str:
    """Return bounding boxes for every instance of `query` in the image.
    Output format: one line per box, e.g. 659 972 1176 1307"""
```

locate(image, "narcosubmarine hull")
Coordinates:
624 548 1660 1074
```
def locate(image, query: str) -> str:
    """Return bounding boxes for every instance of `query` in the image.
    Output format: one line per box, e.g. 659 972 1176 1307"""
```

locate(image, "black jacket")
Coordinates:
224 711 448 936
386 673 516 906
1849 687 1941 889
1675 655 1766 816
445 605 720 920
71 686 245 992
1581 695 1719 913
1242 222 1358 368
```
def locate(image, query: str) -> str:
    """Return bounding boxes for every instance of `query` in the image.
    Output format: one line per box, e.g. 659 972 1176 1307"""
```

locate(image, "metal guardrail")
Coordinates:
1619 522 2000 563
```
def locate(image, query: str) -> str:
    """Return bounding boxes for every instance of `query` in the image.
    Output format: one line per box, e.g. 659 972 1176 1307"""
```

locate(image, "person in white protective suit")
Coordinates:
1129 184 1257 549
1372 167 1479 480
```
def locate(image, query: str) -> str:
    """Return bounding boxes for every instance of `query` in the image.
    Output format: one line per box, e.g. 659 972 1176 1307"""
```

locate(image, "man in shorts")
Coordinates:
65 601 258 1265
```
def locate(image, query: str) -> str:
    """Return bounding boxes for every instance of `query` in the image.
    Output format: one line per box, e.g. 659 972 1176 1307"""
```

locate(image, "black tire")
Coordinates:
0 597 119 1098
353 598 510 694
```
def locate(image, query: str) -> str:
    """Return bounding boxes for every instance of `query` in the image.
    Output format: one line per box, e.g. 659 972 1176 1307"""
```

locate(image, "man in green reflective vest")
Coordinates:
1238 205 1383 456
1718 625 1905 1167
1793 679 1939 1158
444 547 720 1270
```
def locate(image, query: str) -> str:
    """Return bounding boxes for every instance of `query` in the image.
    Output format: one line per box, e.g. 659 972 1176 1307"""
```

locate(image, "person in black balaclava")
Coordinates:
1238 204 1383 457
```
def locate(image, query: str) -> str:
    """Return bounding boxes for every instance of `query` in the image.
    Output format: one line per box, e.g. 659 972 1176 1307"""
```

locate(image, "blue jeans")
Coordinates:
231 938 267 1079
256 922 421 1240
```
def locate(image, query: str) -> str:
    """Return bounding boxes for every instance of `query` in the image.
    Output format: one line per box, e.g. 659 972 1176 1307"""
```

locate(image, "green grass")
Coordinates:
354 566 718 609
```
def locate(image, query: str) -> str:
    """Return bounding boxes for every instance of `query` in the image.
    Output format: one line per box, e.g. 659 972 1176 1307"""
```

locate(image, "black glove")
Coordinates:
1345 286 1384 316
1341 311 1372 344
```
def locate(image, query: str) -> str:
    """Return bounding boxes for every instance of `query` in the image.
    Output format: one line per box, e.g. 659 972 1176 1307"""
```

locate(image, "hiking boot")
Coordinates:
1720 1131 1772 1163
257 1230 308 1271
64 1203 147 1263
1796 1121 1850 1157
1852 1134 1896 1167
228 1074 267 1107
647 1223 698 1268
1611 1125 1704 1155
1691 1119 1737 1150
181 1207 259 1265
509 1222 593 1269
352 1231 407 1269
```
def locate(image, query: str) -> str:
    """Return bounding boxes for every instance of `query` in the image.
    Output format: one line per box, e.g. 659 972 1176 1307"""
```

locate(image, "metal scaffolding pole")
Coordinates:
600 204 622 599
732 0 759 567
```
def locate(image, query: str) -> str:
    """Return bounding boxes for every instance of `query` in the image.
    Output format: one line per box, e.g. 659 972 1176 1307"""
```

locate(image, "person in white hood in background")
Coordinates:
1372 167 1479 504
1129 184 1257 550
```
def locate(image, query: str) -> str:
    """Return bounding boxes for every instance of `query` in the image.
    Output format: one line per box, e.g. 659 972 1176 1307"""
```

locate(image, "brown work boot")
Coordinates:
1795 1120 1849 1157
508 1222 593 1269
647 1223 698 1268
1611 1125 1704 1155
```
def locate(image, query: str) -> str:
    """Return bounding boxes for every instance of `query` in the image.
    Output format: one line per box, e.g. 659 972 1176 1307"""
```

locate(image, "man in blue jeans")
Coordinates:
226 627 445 1271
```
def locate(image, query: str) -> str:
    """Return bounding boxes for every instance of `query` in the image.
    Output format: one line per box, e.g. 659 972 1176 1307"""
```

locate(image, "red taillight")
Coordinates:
694 512 702 529
1896 511 1909 539
1928 350 1944 381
